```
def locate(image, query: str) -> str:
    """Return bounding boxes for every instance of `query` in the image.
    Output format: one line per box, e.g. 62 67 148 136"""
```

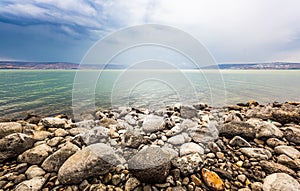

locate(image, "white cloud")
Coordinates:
1 0 300 62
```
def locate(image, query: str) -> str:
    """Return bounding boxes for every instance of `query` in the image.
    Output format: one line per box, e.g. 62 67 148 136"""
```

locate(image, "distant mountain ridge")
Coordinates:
0 61 300 70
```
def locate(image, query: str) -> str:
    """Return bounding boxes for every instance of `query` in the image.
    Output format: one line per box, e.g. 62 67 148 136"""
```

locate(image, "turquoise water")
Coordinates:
0 70 299 119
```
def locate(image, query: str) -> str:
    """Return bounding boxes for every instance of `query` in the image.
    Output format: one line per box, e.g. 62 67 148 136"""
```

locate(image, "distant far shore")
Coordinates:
1 61 300 70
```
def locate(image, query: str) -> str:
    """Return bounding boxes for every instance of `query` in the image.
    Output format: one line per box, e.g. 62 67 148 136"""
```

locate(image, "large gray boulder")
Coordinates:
0 133 35 162
58 143 122 184
263 173 300 191
0 122 22 138
128 147 171 183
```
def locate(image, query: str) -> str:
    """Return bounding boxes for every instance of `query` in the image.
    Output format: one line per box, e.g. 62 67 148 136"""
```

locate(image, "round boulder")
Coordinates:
128 147 171 183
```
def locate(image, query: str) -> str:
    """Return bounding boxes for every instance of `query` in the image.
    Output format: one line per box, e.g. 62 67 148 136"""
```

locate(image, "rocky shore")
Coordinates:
1 101 300 191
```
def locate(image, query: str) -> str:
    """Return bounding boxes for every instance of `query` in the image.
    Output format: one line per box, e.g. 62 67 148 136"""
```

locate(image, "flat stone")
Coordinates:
229 136 251 147
263 173 300 191
142 115 165 133
240 148 272 160
179 142 204 156
180 105 198 119
266 138 287 148
41 117 67 128
0 133 36 162
0 122 22 139
58 143 122 184
220 121 256 140
128 147 170 183
256 122 283 139
277 154 300 170
167 134 185 145
25 165 45 179
14 177 46 191
17 144 53 164
274 145 300 159
260 160 296 177
42 142 79 172
271 110 300 125
171 153 202 176
201 168 224 191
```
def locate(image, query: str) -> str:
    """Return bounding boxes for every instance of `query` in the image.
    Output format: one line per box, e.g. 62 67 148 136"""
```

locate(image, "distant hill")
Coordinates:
0 61 300 70
202 62 300 70
0 61 124 69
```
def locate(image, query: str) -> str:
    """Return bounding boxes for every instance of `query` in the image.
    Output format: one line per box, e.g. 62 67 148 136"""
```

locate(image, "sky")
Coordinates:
0 0 300 63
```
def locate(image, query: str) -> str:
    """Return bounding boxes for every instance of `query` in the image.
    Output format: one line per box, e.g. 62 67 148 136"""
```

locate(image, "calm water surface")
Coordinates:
0 70 299 119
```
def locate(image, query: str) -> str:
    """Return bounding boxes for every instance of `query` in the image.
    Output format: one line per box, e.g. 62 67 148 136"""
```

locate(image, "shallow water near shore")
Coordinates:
0 70 299 119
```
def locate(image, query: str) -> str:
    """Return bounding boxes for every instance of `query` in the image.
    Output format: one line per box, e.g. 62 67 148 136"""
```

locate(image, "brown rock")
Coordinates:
201 168 224 191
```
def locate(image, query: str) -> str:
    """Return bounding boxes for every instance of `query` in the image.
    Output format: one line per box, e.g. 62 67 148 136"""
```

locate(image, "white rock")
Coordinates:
15 177 46 191
167 134 185 145
263 173 300 191
180 142 204 156
142 115 165 133
25 165 45 179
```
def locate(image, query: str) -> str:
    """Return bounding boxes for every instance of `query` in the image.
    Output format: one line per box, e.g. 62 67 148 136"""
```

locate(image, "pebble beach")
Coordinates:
1 101 300 191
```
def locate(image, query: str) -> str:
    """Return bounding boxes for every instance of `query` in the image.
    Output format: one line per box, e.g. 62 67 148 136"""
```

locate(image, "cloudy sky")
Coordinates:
0 0 300 63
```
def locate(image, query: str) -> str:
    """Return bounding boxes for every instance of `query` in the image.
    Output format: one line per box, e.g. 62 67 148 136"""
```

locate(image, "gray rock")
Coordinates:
58 143 121 184
229 136 251 147
161 145 179 160
240 148 272 160
179 142 204 156
41 117 67 128
18 143 52 164
260 160 296 177
121 130 147 148
77 126 109 145
25 165 45 179
180 105 198 119
282 126 300 144
277 154 300 170
42 142 79 172
124 114 137 126
256 122 283 139
128 147 171 183
14 177 46 191
142 115 165 133
189 123 219 144
171 153 203 176
263 173 300 191
274 145 300 159
266 138 287 148
220 121 256 140
167 134 185 145
0 133 35 162
0 122 22 138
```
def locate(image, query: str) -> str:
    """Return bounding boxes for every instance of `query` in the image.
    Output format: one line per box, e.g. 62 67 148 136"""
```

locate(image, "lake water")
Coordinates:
0 70 299 119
